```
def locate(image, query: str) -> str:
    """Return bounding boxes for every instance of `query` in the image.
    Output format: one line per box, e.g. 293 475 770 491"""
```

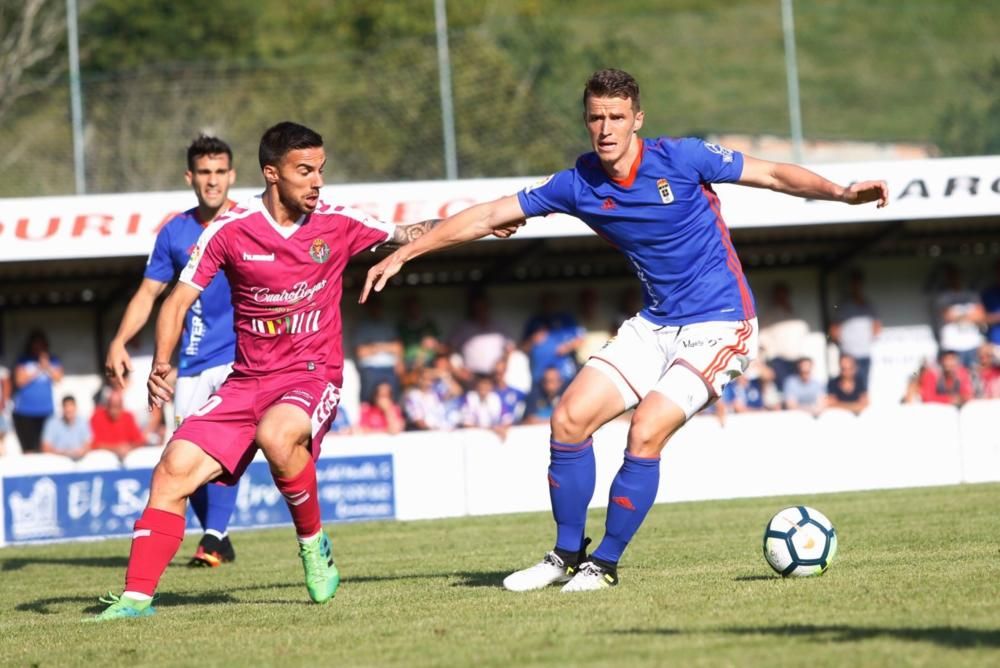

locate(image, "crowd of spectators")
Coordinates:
4 259 1000 457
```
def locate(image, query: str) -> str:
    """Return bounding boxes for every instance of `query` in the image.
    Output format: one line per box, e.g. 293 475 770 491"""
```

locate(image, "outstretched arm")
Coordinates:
738 156 889 207
361 195 527 302
106 278 168 388
148 282 200 408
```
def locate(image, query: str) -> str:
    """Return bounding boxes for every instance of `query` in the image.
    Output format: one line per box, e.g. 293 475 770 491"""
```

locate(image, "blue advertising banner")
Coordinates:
2 454 394 545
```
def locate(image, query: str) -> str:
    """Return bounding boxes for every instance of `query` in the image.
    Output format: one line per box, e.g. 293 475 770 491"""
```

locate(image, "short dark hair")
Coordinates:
258 121 323 169
187 135 233 171
583 68 641 111
62 395 76 404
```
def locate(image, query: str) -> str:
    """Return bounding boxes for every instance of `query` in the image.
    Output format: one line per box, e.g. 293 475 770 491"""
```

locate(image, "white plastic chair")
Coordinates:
75 448 123 472
0 453 76 477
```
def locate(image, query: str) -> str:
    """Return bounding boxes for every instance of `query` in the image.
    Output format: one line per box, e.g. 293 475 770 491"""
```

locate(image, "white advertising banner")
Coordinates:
0 155 998 263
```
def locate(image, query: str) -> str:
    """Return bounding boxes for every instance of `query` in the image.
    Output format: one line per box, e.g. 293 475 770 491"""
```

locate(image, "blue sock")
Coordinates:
592 452 661 565
549 437 596 554
189 484 209 530
202 481 239 536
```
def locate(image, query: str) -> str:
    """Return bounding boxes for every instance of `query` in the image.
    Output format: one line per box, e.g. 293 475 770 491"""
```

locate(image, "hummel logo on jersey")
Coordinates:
656 178 674 204
243 252 275 262
601 197 616 210
611 496 636 511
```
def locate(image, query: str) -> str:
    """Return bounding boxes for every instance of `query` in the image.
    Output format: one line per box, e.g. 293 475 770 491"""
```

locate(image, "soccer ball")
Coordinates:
762 506 838 577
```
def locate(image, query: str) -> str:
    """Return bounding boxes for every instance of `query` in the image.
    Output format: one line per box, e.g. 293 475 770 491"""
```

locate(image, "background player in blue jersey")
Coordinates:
362 69 888 592
105 135 240 568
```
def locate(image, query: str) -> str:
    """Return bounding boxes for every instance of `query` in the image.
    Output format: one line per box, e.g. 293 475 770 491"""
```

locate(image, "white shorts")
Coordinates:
173 362 234 428
587 315 758 419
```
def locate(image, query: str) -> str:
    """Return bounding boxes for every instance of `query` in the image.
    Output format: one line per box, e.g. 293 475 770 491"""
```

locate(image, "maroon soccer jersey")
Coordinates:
180 195 394 384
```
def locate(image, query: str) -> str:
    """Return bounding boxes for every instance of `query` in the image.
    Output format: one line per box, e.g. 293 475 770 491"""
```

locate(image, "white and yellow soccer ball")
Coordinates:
762 506 838 577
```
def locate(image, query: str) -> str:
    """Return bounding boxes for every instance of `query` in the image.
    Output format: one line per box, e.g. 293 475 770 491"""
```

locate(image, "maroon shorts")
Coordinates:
171 370 340 485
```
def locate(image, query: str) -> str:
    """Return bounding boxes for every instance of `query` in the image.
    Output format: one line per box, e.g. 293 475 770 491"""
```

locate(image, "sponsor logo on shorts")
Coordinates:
310 238 331 263
681 337 722 348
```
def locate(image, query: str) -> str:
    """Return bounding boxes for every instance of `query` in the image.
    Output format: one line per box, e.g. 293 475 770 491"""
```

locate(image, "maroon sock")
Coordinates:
274 459 322 539
124 508 186 596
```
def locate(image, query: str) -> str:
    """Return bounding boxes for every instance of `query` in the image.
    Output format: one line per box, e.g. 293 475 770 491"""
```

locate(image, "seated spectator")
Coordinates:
359 381 405 435
328 406 355 436
919 350 973 406
461 374 505 430
523 367 565 425
447 291 513 385
494 357 526 427
825 354 869 415
354 296 404 402
90 388 146 459
41 395 92 460
0 363 10 456
783 357 826 416
404 365 457 431
759 282 810 389
829 269 881 385
933 263 985 369
972 343 1000 399
727 359 780 413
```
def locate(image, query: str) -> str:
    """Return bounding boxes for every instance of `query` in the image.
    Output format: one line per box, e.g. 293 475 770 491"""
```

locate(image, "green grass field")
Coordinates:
2 483 999 667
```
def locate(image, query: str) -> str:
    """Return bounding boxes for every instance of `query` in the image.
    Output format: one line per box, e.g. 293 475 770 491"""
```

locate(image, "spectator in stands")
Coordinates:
782 357 826 416
825 354 869 415
11 329 64 454
41 395 92 460
359 381 405 435
932 263 985 369
980 259 1000 357
90 387 146 459
759 282 810 389
461 374 505 432
576 287 613 365
971 343 1000 399
397 293 442 375
404 366 450 431
354 296 404 402
523 291 584 388
0 364 10 456
494 356 527 427
523 366 565 425
727 358 780 413
918 350 973 407
448 291 514 385
829 269 881 385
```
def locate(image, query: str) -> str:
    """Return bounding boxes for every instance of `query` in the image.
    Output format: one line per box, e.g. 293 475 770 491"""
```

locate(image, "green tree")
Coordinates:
937 58 1000 156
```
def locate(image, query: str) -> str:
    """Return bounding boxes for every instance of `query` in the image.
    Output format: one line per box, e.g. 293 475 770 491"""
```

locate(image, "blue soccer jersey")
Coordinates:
517 137 756 326
145 207 236 376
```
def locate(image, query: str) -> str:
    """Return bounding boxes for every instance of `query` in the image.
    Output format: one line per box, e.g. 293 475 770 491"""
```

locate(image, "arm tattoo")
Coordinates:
387 218 442 248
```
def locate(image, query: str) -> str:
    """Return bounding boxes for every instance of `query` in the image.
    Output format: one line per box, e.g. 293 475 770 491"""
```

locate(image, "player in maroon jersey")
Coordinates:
89 122 519 621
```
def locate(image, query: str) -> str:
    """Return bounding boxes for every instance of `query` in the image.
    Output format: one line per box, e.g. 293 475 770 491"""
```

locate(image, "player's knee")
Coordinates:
151 454 199 501
550 400 590 443
627 407 682 458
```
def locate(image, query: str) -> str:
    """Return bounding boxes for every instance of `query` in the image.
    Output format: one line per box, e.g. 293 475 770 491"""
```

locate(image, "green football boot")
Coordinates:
85 592 155 622
299 531 340 603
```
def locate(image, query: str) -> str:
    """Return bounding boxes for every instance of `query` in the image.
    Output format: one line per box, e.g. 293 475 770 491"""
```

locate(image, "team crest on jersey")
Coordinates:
309 238 331 264
656 178 675 204
702 142 734 163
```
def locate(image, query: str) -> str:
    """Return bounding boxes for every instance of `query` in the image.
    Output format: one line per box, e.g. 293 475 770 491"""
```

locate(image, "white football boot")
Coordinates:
502 552 576 592
560 561 619 593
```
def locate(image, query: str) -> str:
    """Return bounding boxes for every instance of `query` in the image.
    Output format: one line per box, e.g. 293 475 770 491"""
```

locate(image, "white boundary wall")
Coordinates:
3 400 998 546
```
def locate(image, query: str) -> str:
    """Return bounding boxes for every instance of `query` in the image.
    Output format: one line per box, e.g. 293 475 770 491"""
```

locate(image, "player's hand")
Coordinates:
360 252 406 303
147 361 174 410
491 218 526 239
105 339 133 389
842 180 889 208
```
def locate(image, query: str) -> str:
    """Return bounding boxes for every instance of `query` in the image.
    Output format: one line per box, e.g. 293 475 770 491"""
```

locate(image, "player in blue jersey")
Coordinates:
105 135 241 568
362 69 889 592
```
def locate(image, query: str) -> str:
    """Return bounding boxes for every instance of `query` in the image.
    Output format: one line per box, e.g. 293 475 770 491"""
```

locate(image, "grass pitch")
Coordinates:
2 483 999 667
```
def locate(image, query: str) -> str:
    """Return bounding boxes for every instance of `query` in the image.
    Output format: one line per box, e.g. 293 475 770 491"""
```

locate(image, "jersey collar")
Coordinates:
607 137 644 189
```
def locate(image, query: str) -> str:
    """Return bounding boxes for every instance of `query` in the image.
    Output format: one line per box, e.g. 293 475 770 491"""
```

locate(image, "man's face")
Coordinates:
798 359 813 378
186 153 234 211
839 356 856 377
584 95 643 165
268 147 325 216
107 391 123 419
63 400 77 421
542 369 562 397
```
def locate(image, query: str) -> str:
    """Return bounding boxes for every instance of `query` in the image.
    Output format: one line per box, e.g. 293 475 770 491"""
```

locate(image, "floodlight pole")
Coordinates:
66 0 86 193
434 0 458 180
781 0 804 163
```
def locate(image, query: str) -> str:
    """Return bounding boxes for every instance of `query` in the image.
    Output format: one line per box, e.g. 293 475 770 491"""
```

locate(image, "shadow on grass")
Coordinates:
338 570 507 588
1 556 129 572
616 625 1000 649
16 591 237 615
733 575 775 582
